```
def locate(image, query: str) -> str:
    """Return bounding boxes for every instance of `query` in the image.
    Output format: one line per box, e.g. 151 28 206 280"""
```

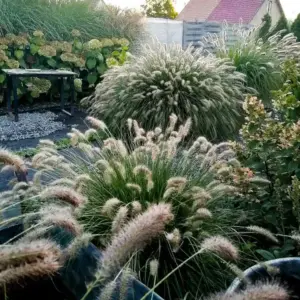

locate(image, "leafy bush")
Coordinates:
24 115 274 299
82 42 248 141
0 31 129 103
205 25 300 104
0 0 144 42
291 14 300 41
233 61 300 237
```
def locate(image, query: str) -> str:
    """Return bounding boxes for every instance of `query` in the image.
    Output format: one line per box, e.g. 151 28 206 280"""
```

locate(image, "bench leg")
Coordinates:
6 76 12 114
60 77 64 110
12 77 18 122
69 77 75 116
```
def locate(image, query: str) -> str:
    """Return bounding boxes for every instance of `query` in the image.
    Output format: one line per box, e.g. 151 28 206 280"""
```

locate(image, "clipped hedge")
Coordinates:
0 30 129 103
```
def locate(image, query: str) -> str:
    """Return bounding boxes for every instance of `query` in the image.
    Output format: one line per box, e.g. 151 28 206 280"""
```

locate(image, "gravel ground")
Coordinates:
0 111 66 142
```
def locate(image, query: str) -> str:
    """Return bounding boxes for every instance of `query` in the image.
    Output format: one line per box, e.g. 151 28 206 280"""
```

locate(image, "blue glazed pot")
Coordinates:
59 232 163 300
227 258 300 297
0 225 163 300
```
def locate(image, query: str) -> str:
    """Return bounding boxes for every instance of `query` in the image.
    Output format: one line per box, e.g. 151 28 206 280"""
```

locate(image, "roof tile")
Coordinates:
207 0 264 24
177 0 220 21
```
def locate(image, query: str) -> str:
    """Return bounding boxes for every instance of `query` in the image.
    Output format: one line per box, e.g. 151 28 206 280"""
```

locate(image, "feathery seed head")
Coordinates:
201 235 239 261
149 259 159 277
66 233 93 258
163 187 177 199
0 148 27 173
131 201 142 215
111 206 129 234
12 182 29 192
0 239 61 271
84 128 98 140
127 118 133 131
133 165 152 177
246 226 279 243
49 178 75 187
42 213 83 235
126 183 142 194
166 228 181 252
0 255 61 285
166 177 188 191
95 159 110 170
195 208 213 219
102 198 122 218
101 203 173 278
239 282 289 300
1 165 15 173
86 116 107 130
38 139 56 148
40 186 87 207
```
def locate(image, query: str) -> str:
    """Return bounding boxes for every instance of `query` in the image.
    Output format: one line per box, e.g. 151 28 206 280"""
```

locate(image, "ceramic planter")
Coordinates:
0 225 163 300
227 257 300 298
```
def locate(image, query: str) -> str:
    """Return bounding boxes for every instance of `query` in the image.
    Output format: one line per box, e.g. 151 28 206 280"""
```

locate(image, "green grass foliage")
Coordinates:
82 42 248 141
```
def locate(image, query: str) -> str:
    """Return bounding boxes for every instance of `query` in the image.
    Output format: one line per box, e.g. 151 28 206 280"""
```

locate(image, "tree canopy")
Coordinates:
142 0 178 19
258 14 272 41
291 14 300 41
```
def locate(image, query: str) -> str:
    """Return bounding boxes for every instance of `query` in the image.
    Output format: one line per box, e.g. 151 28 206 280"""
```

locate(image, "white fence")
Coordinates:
145 18 251 49
145 18 183 45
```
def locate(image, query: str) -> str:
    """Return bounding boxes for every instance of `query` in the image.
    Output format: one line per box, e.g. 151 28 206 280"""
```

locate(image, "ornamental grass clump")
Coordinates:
27 114 270 299
205 23 300 104
82 42 248 141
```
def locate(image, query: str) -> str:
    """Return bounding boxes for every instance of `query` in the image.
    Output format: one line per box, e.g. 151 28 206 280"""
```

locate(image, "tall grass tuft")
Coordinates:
205 23 300 104
82 42 249 141
27 115 267 299
0 0 144 42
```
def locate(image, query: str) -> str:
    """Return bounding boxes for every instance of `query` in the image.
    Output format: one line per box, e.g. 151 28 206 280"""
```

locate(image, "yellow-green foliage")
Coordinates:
0 31 129 102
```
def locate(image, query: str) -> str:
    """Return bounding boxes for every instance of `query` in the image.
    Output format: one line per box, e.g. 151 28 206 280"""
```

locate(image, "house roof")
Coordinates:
207 0 264 23
177 0 220 21
177 0 284 23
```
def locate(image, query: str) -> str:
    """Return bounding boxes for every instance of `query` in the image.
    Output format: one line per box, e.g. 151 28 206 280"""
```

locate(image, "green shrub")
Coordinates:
233 61 300 237
0 0 144 42
0 31 129 103
291 14 300 41
205 25 300 104
258 14 272 41
82 42 248 141
25 115 273 299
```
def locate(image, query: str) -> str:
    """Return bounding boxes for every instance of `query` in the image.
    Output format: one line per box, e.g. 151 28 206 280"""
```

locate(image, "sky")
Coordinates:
105 0 300 20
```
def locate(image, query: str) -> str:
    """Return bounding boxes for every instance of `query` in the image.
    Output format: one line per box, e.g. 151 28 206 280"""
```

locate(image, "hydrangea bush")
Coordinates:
232 62 300 251
82 42 249 141
0 30 129 103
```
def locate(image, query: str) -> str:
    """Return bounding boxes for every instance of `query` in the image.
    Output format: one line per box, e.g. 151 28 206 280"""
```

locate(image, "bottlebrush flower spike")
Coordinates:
246 226 279 244
111 206 129 234
207 282 289 300
126 183 142 194
0 148 27 173
0 255 61 285
42 212 83 236
102 198 122 218
0 239 61 270
38 139 56 148
40 186 87 207
201 235 239 261
86 116 107 131
101 203 174 278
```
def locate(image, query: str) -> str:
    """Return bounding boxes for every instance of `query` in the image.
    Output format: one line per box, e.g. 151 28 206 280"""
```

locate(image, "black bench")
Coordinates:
3 69 77 122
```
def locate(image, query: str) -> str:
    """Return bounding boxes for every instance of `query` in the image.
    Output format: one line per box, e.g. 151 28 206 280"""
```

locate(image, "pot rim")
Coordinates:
227 257 300 294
